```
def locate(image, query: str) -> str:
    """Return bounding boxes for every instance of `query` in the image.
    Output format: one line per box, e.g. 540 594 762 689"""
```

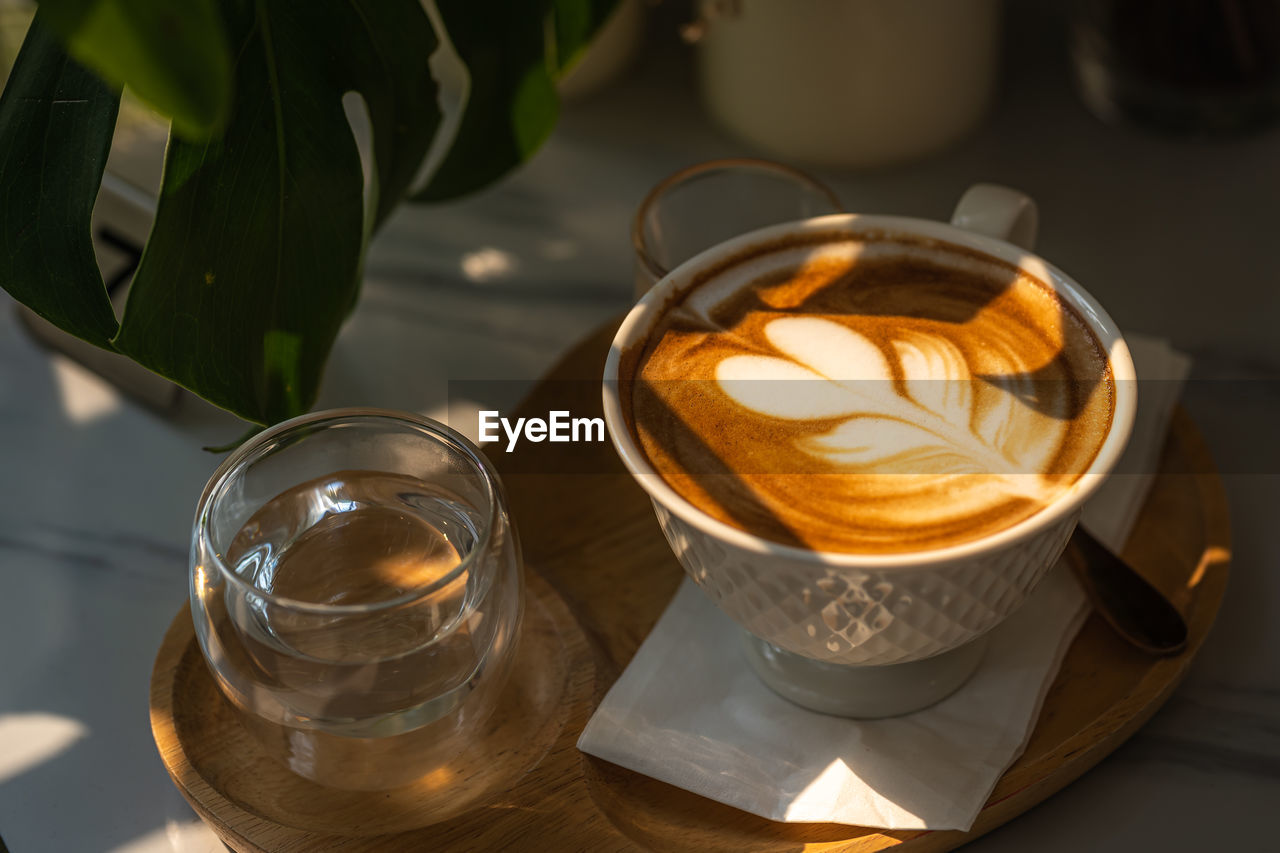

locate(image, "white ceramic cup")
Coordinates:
602 185 1136 717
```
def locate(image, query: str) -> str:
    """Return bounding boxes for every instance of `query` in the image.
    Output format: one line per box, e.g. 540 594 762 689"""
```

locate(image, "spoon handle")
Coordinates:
1066 525 1189 657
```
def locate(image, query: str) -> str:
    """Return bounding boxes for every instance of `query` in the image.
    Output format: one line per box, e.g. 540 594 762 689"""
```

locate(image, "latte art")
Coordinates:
717 317 1055 495
625 236 1115 553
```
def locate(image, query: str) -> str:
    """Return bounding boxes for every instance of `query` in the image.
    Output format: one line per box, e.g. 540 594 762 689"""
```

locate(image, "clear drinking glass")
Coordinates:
189 409 523 790
632 157 844 298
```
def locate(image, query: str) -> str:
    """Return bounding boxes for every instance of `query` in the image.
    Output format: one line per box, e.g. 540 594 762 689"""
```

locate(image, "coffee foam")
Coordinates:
625 233 1114 554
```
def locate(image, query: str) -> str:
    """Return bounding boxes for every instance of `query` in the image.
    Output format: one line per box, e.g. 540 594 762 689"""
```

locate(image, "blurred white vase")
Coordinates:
696 0 1002 168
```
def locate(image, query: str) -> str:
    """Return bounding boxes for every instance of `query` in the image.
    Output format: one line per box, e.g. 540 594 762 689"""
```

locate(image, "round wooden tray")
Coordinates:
151 323 1231 852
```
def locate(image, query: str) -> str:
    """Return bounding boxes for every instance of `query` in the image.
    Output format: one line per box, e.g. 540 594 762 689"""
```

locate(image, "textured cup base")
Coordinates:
742 632 988 718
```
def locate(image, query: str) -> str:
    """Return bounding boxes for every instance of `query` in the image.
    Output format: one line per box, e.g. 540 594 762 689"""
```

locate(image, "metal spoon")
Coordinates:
1066 525 1189 656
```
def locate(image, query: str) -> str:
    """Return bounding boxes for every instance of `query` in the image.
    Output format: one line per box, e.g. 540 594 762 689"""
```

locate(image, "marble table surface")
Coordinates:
2 2 1278 850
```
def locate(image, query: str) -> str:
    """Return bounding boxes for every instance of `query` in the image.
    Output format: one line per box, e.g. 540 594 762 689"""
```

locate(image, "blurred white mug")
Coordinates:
695 0 1002 168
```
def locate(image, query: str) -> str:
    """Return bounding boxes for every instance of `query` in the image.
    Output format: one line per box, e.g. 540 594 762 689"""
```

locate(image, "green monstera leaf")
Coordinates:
0 16 120 349
0 0 619 425
112 1 442 424
418 0 620 201
35 0 232 138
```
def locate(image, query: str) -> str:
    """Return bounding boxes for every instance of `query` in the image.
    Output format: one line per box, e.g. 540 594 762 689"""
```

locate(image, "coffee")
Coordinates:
623 232 1115 554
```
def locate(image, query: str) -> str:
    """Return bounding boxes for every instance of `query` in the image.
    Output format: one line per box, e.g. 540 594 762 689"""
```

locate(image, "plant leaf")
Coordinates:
414 0 556 202
414 0 618 202
36 0 231 138
338 1 443 229
0 13 120 348
549 0 621 75
111 0 441 425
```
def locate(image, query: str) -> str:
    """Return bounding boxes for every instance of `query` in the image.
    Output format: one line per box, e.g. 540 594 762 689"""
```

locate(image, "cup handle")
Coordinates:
950 184 1039 251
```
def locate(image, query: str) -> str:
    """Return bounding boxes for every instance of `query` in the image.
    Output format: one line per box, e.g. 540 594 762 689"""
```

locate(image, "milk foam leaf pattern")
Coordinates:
34 0 231 139
893 331 973 431
803 418 990 474
0 14 120 348
714 317 1047 488
765 315 892 384
717 355 873 421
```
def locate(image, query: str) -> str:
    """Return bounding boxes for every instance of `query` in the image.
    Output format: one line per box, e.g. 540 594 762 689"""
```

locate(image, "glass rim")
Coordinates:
631 156 844 283
194 407 503 616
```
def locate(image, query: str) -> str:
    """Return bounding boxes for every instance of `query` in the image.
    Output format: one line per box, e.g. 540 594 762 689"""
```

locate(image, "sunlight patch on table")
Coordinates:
0 712 88 784
114 818 221 853
460 247 518 283
52 356 121 424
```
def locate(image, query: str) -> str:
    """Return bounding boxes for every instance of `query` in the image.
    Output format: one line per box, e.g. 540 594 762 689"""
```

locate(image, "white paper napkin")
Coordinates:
578 334 1189 831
